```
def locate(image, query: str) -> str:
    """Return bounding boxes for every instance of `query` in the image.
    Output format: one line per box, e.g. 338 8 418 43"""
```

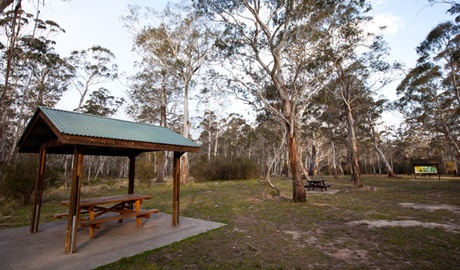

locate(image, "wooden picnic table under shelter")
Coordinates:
16 106 200 254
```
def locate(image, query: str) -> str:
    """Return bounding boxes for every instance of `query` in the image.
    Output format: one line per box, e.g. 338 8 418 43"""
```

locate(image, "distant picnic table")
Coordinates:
56 194 160 239
305 179 331 191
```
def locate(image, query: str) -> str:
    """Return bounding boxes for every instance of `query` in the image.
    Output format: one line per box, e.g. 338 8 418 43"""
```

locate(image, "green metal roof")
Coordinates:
38 106 199 148
17 106 200 156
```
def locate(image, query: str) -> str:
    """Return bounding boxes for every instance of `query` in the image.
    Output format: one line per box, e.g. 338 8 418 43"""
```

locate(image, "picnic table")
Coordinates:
57 194 160 238
305 179 331 191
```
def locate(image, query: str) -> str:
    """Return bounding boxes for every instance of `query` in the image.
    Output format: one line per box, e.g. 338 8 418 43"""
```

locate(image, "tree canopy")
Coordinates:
1 1 459 205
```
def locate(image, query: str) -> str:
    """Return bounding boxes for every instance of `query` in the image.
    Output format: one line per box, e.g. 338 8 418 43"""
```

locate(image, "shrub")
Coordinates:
393 161 412 174
445 161 457 175
135 153 155 187
0 154 38 205
191 156 260 182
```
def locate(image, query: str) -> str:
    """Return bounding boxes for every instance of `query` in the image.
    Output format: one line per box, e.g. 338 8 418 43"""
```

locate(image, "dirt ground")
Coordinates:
348 203 460 233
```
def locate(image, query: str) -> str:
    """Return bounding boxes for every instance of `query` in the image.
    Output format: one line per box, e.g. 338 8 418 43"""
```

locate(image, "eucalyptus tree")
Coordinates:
195 69 230 164
0 0 13 13
316 66 394 184
124 4 183 182
123 4 178 127
126 67 174 125
196 110 218 163
56 45 118 182
80 87 124 117
196 69 229 163
303 85 348 178
363 97 395 176
312 0 400 187
217 113 253 158
196 0 392 196
194 0 353 202
67 45 118 112
82 88 125 178
123 2 213 183
395 3 460 163
80 87 125 182
126 64 181 182
0 8 72 165
253 110 288 196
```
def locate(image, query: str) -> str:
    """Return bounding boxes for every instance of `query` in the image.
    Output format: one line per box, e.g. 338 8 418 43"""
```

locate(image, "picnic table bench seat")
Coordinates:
57 194 160 239
80 208 160 238
54 209 161 222
79 209 160 227
53 210 90 219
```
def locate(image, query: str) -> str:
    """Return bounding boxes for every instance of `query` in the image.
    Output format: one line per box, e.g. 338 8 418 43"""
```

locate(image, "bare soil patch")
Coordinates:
348 203 460 234
347 219 460 233
399 202 460 213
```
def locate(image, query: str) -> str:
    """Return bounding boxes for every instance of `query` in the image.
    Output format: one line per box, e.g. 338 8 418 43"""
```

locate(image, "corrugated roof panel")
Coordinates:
39 106 199 148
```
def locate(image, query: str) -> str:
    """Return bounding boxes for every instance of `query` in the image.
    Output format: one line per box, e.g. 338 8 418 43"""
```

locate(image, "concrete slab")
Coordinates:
0 213 226 270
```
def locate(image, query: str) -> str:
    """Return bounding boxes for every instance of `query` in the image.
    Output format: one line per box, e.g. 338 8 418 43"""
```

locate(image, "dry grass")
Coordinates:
102 175 459 270
1 175 460 269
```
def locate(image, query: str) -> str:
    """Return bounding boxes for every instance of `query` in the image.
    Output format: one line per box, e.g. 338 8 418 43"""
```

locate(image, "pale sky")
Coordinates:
369 0 455 125
19 0 456 129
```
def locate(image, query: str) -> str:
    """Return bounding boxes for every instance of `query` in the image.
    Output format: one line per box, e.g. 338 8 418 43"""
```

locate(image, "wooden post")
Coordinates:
65 146 84 254
128 155 136 194
437 164 441 181
30 146 47 233
135 199 142 227
172 152 183 226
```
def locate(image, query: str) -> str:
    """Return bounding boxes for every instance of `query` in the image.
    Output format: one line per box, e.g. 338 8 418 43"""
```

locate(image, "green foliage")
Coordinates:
445 161 457 175
0 8 74 165
392 160 413 175
394 6 460 159
67 45 118 111
135 153 155 187
192 156 260 181
80 87 125 117
0 154 38 205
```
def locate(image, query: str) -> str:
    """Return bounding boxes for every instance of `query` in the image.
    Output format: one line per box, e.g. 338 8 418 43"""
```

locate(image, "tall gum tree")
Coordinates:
124 3 212 183
123 4 180 183
67 46 118 112
80 87 125 182
364 98 395 177
313 1 398 187
303 86 348 178
0 7 72 164
194 0 382 197
395 2 459 166
196 69 229 163
194 0 333 201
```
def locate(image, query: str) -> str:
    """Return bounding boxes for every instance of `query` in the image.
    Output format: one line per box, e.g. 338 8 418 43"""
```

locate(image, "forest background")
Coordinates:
0 0 459 203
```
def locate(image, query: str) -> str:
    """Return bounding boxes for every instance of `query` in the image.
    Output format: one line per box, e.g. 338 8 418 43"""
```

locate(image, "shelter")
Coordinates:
411 158 442 180
16 106 200 253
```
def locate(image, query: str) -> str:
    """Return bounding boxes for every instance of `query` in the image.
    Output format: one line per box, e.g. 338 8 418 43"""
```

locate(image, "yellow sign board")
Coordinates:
414 166 438 174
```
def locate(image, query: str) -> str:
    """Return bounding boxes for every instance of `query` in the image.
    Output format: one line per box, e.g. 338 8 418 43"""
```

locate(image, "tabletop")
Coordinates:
60 194 151 207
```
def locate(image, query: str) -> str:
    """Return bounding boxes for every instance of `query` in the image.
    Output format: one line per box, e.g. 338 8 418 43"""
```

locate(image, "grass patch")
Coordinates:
1 175 459 269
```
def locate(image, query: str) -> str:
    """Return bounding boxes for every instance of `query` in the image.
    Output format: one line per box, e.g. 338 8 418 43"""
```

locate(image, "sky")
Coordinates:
368 0 456 125
19 0 457 130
